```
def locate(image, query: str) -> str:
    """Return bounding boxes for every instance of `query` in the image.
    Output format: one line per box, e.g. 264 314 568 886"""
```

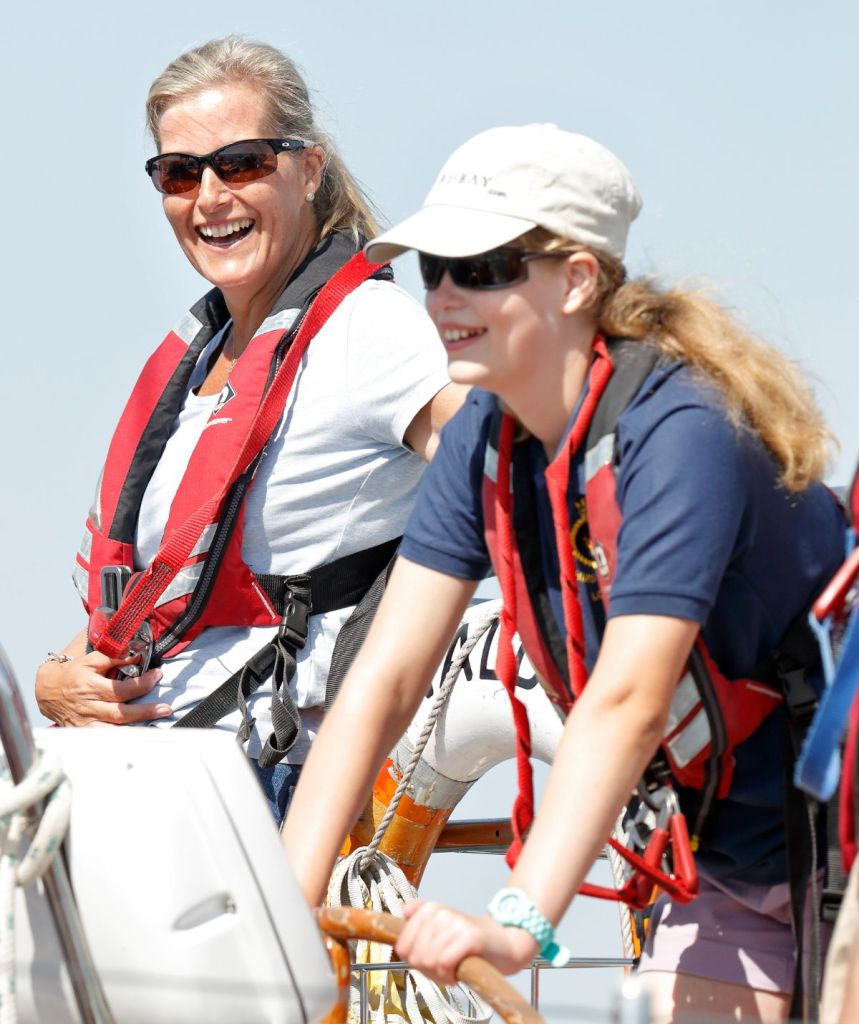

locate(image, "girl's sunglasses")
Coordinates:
418 248 553 291
145 137 309 196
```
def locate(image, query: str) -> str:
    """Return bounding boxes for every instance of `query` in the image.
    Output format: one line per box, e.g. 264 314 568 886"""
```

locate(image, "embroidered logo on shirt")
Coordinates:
571 497 597 585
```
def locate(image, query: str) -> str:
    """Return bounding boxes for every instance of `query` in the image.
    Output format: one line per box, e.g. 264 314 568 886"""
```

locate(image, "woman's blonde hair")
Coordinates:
517 228 834 491
145 36 380 243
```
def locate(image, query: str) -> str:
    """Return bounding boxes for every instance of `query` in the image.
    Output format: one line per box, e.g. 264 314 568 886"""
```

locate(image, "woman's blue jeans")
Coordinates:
249 760 303 828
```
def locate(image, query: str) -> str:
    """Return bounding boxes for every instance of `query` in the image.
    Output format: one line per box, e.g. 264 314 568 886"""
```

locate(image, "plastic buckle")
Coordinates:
279 590 311 648
781 665 819 728
821 888 845 923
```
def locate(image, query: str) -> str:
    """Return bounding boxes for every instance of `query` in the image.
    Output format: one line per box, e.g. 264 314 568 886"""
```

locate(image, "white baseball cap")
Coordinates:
366 124 642 263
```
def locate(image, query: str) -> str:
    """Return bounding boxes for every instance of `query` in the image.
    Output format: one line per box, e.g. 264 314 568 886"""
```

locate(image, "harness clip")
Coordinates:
780 665 819 729
279 589 311 648
88 565 154 676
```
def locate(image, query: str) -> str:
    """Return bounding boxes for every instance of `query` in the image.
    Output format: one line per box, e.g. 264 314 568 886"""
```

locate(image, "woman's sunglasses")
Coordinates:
145 137 309 196
418 249 553 291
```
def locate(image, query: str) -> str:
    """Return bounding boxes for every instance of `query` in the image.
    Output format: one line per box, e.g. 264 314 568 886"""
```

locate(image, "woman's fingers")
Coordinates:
106 667 164 702
82 649 147 675
396 901 539 982
85 697 173 726
35 655 171 727
395 902 489 986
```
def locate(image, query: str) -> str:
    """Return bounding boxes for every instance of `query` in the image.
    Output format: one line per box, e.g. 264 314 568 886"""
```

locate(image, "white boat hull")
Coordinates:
13 728 336 1023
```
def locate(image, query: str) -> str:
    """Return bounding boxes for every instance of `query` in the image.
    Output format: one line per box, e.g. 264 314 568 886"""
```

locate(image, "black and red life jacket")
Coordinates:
76 233 391 654
482 336 787 865
74 233 400 764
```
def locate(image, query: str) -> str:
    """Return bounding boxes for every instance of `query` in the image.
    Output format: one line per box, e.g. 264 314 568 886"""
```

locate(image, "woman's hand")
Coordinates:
35 646 172 727
395 900 538 984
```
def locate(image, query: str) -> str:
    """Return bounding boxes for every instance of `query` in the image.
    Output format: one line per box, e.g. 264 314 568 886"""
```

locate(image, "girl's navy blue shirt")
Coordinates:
400 361 845 885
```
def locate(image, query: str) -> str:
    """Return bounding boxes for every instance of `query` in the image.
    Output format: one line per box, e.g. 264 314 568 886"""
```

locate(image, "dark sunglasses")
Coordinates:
418 248 555 291
145 137 309 196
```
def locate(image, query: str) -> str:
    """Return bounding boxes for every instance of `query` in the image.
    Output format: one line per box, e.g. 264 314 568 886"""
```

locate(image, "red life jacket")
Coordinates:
75 234 395 665
841 710 859 872
852 463 859 532
482 336 784 861
837 464 859 869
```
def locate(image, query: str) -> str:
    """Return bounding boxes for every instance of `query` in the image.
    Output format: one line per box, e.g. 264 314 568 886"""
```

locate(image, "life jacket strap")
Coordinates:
174 536 400 761
252 536 400 622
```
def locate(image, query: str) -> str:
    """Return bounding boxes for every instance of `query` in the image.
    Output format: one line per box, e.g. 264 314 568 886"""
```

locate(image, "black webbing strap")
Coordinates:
685 644 729 844
174 537 400 765
822 796 849 923
324 547 399 711
256 582 312 768
253 536 399 621
183 639 278 733
586 339 664 451
781 654 823 1022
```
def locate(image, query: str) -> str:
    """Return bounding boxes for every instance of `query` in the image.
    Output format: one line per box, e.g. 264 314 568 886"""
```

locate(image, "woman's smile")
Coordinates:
157 82 322 316
439 324 487 352
195 217 255 248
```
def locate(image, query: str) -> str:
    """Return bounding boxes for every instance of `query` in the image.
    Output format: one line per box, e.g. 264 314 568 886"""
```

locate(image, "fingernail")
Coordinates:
155 704 173 717
154 669 163 681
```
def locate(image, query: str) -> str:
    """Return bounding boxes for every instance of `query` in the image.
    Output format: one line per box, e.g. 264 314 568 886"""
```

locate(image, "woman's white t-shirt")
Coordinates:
125 279 449 761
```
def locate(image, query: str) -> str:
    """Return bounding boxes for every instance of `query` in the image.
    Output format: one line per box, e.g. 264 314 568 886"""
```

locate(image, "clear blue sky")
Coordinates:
3 2 857 1019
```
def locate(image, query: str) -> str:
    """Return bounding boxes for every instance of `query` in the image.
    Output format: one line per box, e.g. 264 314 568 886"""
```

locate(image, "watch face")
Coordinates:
494 892 524 921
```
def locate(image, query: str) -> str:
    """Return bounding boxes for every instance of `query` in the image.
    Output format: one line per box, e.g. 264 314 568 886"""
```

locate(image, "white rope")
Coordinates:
608 814 637 963
329 606 500 1024
0 747 72 1024
328 851 490 1024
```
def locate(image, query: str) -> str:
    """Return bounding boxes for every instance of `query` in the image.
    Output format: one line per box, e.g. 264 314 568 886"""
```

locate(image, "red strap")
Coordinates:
494 336 701 906
96 253 386 658
579 820 699 908
494 337 613 866
813 547 859 622
544 337 613 697
495 413 535 868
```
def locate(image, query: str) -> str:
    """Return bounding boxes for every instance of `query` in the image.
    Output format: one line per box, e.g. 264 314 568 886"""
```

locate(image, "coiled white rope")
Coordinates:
0 748 72 1024
328 606 499 1024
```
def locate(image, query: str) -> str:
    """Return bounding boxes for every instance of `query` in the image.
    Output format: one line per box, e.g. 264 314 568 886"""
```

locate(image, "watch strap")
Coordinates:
487 887 571 967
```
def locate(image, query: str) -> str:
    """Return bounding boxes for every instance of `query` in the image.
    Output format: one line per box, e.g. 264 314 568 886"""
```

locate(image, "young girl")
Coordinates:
282 124 845 1022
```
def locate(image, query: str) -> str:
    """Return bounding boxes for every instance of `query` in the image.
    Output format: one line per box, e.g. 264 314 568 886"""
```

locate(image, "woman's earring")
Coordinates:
305 192 316 204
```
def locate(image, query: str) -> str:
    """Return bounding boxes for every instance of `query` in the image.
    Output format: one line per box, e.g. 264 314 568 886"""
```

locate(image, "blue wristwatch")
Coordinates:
487 888 571 967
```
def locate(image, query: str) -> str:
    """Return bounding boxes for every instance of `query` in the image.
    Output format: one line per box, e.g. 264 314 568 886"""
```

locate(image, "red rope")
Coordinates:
493 338 613 867
495 413 535 868
545 337 613 697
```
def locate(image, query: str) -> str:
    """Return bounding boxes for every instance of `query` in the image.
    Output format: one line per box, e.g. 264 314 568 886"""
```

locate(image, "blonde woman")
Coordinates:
283 125 845 1022
35 36 462 822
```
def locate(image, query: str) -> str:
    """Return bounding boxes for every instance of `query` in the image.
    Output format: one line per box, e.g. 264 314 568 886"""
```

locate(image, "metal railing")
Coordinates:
0 645 114 1024
351 955 643 1022
348 828 638 1022
350 954 638 1019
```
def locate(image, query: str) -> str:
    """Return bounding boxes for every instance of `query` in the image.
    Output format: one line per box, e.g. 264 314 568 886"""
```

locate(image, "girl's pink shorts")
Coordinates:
637 874 829 994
